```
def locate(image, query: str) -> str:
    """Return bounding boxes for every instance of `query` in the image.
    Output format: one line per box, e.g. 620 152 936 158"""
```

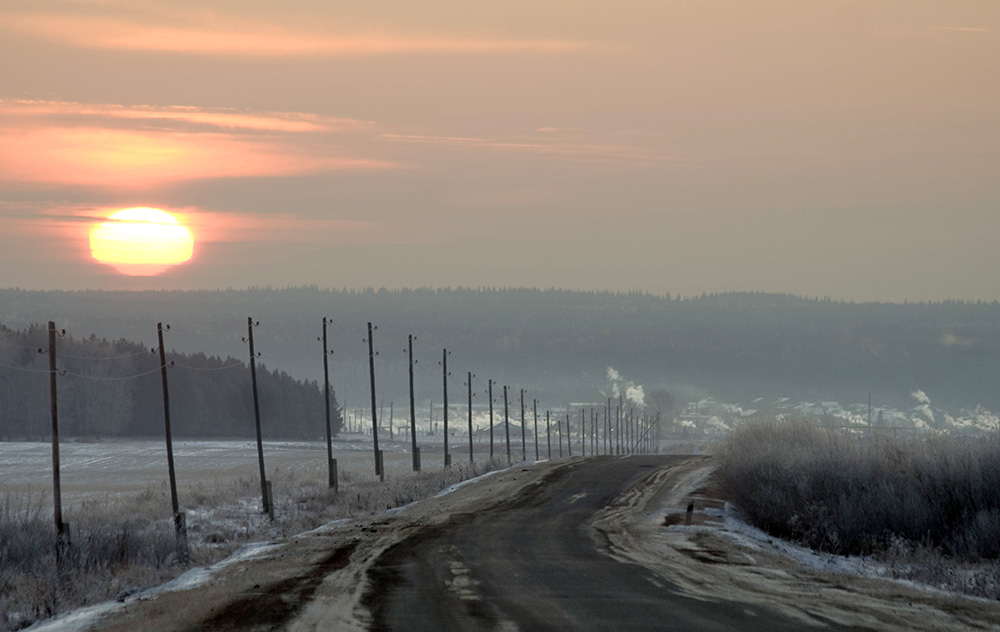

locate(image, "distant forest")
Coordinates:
0 322 341 440
2 287 999 419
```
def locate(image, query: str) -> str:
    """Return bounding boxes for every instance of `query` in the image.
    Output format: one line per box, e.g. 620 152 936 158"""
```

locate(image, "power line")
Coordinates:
0 361 51 374
63 366 163 382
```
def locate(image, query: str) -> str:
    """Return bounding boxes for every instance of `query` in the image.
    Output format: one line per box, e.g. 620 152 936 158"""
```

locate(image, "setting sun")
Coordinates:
89 208 194 276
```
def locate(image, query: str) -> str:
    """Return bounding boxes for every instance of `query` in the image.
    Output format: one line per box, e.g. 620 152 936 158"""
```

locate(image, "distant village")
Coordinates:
670 391 1000 438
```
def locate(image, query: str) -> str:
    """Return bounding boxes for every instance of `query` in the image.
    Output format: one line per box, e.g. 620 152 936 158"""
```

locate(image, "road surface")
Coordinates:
362 455 858 631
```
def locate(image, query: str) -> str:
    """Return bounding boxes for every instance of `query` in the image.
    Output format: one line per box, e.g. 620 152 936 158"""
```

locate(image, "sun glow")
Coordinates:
89 208 194 276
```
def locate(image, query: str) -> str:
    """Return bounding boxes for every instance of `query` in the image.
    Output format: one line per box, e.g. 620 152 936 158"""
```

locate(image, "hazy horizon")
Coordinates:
2 2 998 302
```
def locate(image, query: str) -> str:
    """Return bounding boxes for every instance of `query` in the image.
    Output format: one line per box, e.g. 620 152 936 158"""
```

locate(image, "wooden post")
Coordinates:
467 372 474 463
546 410 551 459
378 450 385 482
408 335 419 472
519 389 526 462
321 318 336 488
488 379 494 460
590 406 597 456
157 323 187 560
47 322 68 559
580 408 586 457
442 349 449 468
533 399 539 461
557 411 563 457
503 385 511 465
566 414 573 457
330 458 339 492
247 317 271 518
367 322 380 477
606 397 611 456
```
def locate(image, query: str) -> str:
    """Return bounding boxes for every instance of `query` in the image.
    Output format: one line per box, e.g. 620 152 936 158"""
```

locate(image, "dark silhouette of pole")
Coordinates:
590 406 597 456
321 318 336 488
246 317 271 518
503 385 511 464
566 413 573 457
488 379 494 459
606 397 611 455
557 411 563 457
158 323 186 558
47 322 66 552
467 371 474 463
442 349 450 468
367 322 380 477
580 408 586 457
546 410 552 459
519 389 526 461
533 399 539 461
408 335 419 471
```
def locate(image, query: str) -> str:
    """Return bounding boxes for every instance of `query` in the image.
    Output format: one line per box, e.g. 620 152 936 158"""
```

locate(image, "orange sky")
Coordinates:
0 1 998 300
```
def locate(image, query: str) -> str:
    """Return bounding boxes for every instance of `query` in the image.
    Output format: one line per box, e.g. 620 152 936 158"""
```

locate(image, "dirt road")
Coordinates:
363 455 842 631
79 456 1000 632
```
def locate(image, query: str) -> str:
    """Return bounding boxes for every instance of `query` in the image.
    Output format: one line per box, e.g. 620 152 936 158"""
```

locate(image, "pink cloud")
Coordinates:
0 100 370 133
0 127 391 188
1 13 588 57
381 133 688 168
0 100 394 188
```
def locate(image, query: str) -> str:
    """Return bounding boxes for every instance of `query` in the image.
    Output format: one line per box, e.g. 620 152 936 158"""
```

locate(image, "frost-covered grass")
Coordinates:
0 457 506 632
716 418 1000 599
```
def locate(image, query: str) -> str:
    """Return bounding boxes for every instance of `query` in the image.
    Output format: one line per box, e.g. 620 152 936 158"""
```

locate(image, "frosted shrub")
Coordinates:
717 419 1000 561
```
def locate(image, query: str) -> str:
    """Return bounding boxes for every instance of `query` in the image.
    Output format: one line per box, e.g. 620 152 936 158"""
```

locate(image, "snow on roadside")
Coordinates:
25 541 284 632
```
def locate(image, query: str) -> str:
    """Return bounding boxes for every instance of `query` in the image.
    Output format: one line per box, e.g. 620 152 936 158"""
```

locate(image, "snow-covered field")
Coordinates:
0 436 451 505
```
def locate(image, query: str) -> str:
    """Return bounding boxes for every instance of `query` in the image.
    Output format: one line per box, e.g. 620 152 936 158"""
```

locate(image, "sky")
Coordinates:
0 0 997 302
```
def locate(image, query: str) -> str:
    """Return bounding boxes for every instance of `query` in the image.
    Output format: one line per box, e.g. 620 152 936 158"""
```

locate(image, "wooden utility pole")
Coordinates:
519 389 526 462
158 323 187 559
408 335 419 471
546 410 552 459
580 408 586 457
442 349 450 468
367 322 380 477
606 398 611 456
47 322 67 556
488 379 494 459
557 411 563 457
566 413 573 457
533 399 539 461
503 385 511 464
321 318 336 489
246 317 272 519
590 406 597 456
467 372 474 463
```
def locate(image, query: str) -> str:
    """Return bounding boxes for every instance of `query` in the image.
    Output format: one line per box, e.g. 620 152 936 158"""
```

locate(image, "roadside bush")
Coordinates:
0 456 505 631
716 419 1000 560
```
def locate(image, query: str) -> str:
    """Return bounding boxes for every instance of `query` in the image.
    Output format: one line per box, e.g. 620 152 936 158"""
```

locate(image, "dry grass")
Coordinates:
716 418 1000 599
0 457 506 632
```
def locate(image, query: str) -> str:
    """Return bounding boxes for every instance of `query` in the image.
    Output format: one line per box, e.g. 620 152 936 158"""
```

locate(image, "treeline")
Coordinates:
0 323 342 440
1 287 999 411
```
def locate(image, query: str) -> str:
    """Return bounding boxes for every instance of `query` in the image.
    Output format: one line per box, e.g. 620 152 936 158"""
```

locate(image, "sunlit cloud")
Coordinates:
0 127 389 188
381 133 687 167
0 100 393 188
930 26 990 33
1 12 588 57
0 100 369 133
